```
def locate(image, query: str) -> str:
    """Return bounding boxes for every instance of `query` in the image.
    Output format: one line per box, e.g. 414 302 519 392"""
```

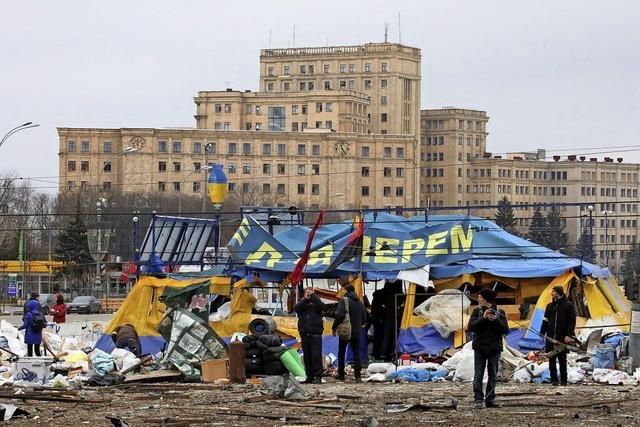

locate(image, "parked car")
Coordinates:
38 294 56 313
67 296 102 314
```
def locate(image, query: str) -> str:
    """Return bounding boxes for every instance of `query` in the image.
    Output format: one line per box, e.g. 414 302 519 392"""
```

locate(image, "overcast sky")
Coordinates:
1 0 639 192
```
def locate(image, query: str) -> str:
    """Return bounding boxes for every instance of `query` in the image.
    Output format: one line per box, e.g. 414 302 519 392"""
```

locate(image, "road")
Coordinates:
0 312 114 338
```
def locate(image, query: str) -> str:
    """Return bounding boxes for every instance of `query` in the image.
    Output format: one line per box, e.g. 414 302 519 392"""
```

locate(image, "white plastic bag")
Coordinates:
413 290 470 338
209 302 231 322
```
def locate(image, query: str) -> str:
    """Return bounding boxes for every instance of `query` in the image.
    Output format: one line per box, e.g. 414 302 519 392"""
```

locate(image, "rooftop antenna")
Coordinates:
398 12 402 44
384 22 389 42
293 24 296 48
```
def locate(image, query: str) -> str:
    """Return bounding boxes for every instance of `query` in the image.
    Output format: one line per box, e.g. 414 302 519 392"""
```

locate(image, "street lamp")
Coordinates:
97 146 139 192
179 165 212 214
0 122 40 149
601 209 614 267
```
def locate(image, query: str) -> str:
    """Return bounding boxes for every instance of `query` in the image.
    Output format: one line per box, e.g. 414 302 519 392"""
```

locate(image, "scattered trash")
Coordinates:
262 374 307 400
0 403 29 421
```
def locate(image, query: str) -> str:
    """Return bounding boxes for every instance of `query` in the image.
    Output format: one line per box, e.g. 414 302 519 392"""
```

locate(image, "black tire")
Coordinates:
263 360 287 375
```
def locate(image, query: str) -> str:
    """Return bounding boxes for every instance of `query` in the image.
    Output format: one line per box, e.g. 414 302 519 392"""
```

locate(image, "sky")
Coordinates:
1 0 639 193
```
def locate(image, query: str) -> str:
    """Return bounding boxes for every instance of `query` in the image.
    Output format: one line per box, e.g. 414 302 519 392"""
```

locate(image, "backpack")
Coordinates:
336 297 352 339
30 312 47 332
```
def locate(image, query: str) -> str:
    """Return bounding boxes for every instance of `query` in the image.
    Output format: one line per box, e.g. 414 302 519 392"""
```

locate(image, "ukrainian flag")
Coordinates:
208 164 227 206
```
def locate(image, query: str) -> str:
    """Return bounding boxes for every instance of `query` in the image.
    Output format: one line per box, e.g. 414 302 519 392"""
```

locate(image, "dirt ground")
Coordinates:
3 378 640 426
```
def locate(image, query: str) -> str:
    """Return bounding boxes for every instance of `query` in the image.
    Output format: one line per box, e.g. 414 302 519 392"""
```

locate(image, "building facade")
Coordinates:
58 128 418 210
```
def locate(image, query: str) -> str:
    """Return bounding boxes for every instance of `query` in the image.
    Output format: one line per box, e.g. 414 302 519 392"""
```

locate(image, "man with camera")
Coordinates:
540 285 576 386
468 288 509 409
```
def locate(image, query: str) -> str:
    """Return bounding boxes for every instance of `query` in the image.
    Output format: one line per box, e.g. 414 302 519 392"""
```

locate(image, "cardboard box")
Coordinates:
201 359 228 382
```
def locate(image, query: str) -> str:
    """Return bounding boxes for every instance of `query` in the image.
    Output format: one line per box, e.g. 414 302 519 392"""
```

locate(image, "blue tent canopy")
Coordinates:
226 213 610 281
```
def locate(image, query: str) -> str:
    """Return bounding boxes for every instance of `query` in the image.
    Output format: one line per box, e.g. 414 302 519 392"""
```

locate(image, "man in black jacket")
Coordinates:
468 289 509 409
540 285 576 386
332 284 367 382
294 287 325 384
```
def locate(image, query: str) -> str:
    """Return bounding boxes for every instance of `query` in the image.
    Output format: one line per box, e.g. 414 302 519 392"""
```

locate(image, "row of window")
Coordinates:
423 168 444 177
266 62 389 77
423 152 445 161
422 136 444 146
67 141 112 153
265 78 389 92
360 166 404 178
422 119 484 131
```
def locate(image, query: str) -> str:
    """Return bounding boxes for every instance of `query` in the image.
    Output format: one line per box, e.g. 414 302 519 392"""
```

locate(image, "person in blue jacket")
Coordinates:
18 299 44 356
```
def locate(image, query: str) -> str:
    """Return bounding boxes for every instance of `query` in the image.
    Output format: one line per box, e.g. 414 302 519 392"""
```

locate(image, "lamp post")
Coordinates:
202 143 215 214
180 165 212 214
207 164 228 265
0 122 40 149
97 146 138 192
601 209 614 267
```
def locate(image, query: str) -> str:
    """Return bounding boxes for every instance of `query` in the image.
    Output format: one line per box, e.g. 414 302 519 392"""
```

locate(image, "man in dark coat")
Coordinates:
468 288 509 409
370 289 386 360
111 324 142 357
540 285 576 386
332 284 367 382
294 287 325 384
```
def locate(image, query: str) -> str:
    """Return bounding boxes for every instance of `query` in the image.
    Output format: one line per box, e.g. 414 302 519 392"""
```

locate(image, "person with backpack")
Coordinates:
332 284 366 383
19 299 46 357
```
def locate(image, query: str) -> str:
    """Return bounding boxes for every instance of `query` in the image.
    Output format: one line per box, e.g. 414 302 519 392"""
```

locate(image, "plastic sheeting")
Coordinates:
413 289 470 338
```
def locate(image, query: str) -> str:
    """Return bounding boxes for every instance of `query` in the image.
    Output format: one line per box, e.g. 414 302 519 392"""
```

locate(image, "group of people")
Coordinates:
469 286 576 409
295 283 577 403
18 292 67 356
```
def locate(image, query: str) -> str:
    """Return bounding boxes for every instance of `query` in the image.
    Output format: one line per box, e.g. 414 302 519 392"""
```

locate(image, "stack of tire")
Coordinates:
242 334 288 376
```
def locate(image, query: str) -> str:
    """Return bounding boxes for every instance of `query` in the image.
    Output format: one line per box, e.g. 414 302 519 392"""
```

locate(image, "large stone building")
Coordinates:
58 40 422 211
421 108 640 276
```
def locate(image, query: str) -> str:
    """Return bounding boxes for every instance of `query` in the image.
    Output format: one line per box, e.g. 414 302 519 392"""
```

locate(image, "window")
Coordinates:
267 66 274 76
172 141 181 153
283 82 290 91
381 62 388 72
263 163 271 174
227 182 236 192
365 63 372 73
262 183 271 194
396 167 404 178
381 79 387 89
361 186 369 196
158 161 166 172
228 163 236 173
291 122 299 131
242 163 250 174
214 122 221 130
192 141 202 154
324 80 331 90
215 104 222 113
277 163 285 174
67 141 76 152
362 146 370 157
308 81 315 90
277 144 286 155
255 105 262 115
103 141 112 153
206 142 216 154
173 162 181 172
158 181 166 192
396 147 405 158
297 164 306 175
364 79 371 89
383 147 391 157
300 65 306 74
267 82 274 92
299 82 306 91
348 80 355 90
315 121 322 128
326 102 333 112
228 142 237 154
173 182 181 192
297 144 306 155
396 187 404 197
316 102 323 113
309 144 319 156
383 187 391 197
193 182 201 193
284 65 290 75
81 141 90 153
245 104 252 114
243 143 251 155
193 162 201 172
381 96 388 105
312 164 319 175
312 184 320 195
308 65 314 74
339 64 346 73
67 161 76 172
79 161 89 172
325 120 332 129
297 184 305 194
339 80 346 89
384 167 392 177
301 104 308 114
242 183 251 193
348 64 355 73
362 166 370 177
223 103 231 113
277 183 286 194
246 123 252 130
102 162 112 172
323 64 330 73
381 113 388 122
223 122 231 130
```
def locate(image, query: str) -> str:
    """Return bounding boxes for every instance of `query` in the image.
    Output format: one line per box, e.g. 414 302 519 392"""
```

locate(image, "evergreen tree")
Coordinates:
495 196 518 235
621 242 640 300
527 206 547 246
54 199 93 287
576 226 596 263
545 205 568 251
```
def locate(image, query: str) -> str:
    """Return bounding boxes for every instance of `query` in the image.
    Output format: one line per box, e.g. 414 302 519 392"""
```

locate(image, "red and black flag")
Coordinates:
288 210 326 310
327 211 365 272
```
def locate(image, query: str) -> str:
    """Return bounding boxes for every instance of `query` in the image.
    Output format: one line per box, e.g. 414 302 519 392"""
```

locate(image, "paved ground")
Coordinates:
3 379 640 426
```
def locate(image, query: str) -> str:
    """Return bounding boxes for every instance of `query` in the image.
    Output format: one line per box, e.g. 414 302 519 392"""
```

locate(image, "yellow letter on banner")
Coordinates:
245 242 282 267
308 244 333 266
401 238 425 263
450 225 473 253
426 231 448 256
